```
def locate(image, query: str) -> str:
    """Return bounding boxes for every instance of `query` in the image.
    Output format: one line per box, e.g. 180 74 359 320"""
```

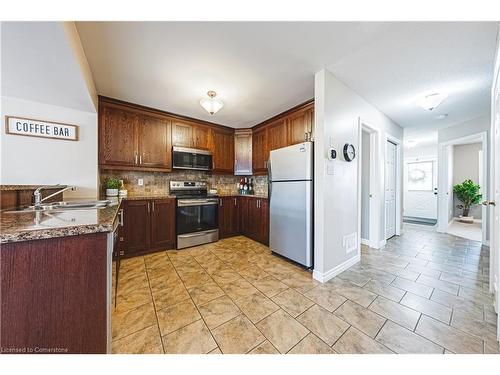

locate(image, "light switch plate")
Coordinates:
138 178 144 186
327 163 335 175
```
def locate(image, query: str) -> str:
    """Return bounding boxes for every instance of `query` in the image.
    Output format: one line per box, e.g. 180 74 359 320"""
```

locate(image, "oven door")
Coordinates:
176 198 219 235
172 147 213 170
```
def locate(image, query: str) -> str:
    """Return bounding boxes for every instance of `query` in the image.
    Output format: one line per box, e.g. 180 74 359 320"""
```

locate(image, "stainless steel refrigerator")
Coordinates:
269 141 313 267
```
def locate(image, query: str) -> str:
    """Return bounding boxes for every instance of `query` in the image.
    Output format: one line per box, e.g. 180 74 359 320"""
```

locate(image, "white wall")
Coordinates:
453 142 483 219
313 69 403 282
0 96 98 198
404 143 438 159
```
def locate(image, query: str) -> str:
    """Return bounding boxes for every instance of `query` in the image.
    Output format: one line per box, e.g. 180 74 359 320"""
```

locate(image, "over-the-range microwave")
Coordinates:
172 146 213 171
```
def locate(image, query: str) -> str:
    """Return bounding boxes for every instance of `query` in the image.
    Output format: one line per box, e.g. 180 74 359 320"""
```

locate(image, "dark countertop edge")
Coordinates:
218 194 268 199
1 184 67 191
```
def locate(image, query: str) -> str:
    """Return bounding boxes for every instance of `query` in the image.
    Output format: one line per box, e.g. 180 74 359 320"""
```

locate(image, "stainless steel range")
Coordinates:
169 181 219 249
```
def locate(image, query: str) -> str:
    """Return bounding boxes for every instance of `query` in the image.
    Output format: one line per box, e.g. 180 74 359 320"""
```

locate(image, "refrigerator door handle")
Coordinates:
268 159 272 201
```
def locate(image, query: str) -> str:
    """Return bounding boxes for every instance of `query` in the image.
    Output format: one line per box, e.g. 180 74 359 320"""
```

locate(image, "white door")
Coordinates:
404 160 438 220
385 141 397 239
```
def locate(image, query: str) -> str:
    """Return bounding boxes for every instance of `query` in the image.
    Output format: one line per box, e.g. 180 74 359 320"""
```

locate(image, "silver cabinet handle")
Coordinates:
147 202 150 213
234 198 237 206
219 199 222 207
152 201 155 211
119 208 124 226
134 153 138 165
139 154 143 164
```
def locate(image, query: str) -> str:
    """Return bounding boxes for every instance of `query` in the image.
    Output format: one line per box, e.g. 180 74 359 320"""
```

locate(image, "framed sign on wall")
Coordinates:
5 116 79 141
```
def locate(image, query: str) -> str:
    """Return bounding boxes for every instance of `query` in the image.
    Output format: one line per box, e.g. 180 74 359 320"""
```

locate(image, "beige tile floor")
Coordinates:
111 224 499 354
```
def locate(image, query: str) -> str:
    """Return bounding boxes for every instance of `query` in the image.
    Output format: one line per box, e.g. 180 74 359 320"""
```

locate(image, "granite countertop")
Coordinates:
0 184 67 191
0 199 121 244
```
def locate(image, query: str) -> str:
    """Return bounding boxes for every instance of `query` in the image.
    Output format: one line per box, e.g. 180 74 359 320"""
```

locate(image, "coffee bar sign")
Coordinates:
5 116 79 141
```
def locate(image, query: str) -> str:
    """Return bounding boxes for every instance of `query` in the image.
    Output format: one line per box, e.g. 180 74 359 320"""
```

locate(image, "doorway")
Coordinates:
403 157 438 226
385 139 399 240
437 132 488 244
358 119 380 249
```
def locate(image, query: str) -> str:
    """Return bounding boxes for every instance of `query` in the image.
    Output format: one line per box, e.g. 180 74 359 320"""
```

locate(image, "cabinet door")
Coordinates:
239 197 249 235
229 197 240 236
138 115 172 170
259 199 269 245
172 120 193 147
252 127 268 174
122 200 150 255
99 105 138 167
267 119 287 152
212 129 234 173
234 131 252 175
150 199 175 250
247 198 261 241
218 197 230 238
287 107 312 145
193 125 209 150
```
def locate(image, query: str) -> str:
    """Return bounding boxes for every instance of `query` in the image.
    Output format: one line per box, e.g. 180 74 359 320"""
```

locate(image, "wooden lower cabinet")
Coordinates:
150 199 176 249
121 198 175 257
225 196 268 245
218 196 239 238
1 233 108 353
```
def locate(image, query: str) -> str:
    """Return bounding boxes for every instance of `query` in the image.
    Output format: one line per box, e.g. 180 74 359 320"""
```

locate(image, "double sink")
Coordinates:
8 200 112 213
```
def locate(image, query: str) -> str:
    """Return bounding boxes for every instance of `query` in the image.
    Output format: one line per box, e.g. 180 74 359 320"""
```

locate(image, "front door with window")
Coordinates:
404 159 438 220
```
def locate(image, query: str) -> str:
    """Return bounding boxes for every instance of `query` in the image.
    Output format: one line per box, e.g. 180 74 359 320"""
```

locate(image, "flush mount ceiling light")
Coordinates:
436 114 448 120
200 90 223 115
416 92 448 111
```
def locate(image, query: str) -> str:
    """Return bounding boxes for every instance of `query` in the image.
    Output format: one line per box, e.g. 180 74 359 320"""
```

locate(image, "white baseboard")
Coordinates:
377 239 386 249
312 254 361 283
360 238 370 246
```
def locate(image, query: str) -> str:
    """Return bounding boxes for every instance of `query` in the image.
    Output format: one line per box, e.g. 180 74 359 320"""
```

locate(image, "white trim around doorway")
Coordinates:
357 118 381 250
437 131 489 246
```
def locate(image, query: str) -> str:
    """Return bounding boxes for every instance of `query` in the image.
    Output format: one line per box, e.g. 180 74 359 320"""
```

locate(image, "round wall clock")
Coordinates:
343 143 356 162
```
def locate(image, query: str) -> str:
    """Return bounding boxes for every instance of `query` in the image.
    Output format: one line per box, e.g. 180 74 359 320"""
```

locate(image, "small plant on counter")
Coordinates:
453 179 482 220
105 177 122 197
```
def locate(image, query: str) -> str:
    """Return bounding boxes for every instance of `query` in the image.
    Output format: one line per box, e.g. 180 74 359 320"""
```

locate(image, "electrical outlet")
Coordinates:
138 178 144 186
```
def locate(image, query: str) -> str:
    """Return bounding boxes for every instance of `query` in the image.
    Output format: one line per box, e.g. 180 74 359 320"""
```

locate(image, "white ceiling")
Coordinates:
1 22 96 113
75 22 498 128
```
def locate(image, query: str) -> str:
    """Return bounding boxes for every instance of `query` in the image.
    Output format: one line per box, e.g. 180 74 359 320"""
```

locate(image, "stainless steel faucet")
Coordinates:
33 185 77 209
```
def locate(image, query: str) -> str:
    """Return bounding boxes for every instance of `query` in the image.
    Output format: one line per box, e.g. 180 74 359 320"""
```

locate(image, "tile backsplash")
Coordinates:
100 170 268 196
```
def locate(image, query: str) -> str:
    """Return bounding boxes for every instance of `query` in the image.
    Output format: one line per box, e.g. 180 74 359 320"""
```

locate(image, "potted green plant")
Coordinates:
105 177 122 197
453 179 482 223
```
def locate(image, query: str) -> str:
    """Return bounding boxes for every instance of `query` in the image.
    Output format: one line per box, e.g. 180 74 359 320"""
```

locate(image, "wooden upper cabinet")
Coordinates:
287 106 313 145
267 119 287 152
99 105 138 167
193 125 210 150
234 130 252 175
171 120 193 148
138 115 171 171
211 128 234 173
252 127 268 174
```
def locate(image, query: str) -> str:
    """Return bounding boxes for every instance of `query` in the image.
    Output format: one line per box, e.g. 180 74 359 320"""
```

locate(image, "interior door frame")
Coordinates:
357 118 381 249
490 29 500 332
437 131 488 246
385 134 403 240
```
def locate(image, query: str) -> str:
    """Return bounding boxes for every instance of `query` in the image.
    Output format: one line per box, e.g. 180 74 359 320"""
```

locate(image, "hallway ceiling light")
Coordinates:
436 114 448 120
200 90 223 115
416 93 447 111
